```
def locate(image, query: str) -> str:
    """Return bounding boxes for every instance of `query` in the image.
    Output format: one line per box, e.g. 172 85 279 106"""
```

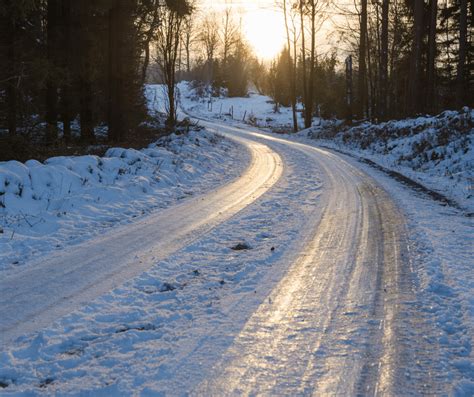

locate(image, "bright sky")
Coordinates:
199 0 287 60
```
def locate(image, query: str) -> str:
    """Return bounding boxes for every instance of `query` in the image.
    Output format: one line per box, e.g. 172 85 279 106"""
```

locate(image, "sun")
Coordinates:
243 8 287 61
199 0 287 61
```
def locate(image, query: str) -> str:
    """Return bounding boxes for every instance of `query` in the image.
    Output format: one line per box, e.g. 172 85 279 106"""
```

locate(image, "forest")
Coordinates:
0 0 472 157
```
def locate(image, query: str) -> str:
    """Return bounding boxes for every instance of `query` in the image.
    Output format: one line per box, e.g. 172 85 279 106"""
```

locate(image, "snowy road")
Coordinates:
1 120 452 395
194 123 437 396
0 134 282 347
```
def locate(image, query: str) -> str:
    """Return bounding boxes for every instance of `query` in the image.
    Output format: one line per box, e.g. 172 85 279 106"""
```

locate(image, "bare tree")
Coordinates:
3 0 18 136
427 0 437 112
298 0 328 128
182 14 195 74
281 0 298 132
60 0 72 142
220 7 238 73
198 14 220 84
46 0 60 142
379 0 389 120
136 0 161 85
456 0 468 107
407 0 424 115
78 0 95 142
357 0 368 120
155 1 191 125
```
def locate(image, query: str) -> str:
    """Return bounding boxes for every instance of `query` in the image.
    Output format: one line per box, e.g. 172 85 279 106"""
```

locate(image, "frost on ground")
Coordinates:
0 128 246 272
179 81 473 212
306 109 474 212
0 134 323 395
342 154 474 396
177 84 473 394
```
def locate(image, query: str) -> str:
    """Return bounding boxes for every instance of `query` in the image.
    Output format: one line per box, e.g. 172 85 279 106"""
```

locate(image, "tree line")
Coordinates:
0 0 191 145
178 0 472 131
269 0 473 130
1 0 472 146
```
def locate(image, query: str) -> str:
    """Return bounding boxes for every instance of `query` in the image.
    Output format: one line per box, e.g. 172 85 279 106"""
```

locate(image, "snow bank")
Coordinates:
0 129 246 272
306 109 474 212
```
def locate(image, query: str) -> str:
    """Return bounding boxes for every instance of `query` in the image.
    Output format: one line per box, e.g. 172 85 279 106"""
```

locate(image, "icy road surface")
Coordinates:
1 121 459 395
196 123 444 396
0 134 282 347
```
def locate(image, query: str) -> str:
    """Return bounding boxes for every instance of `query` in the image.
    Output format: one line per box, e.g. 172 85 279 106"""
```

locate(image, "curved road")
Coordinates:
0 133 282 347
1 120 434 394
194 121 434 396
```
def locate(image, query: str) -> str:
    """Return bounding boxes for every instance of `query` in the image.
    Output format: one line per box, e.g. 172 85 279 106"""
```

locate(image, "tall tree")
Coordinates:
282 0 298 132
199 14 219 84
220 8 238 75
379 0 389 120
77 1 95 142
427 0 438 113
299 0 308 125
407 0 424 115
108 0 136 142
45 0 61 142
138 0 161 85
156 0 191 125
60 0 72 142
456 0 468 107
305 0 317 128
357 0 368 119
4 0 18 136
182 15 194 74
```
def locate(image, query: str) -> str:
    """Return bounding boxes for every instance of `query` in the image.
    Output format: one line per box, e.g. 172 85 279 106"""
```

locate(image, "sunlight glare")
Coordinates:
243 9 286 61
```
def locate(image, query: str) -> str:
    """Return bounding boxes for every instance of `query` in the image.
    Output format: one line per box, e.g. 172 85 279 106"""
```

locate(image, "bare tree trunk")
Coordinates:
142 44 151 85
379 0 389 120
304 1 317 129
109 0 121 141
168 14 181 125
407 0 424 115
61 0 72 142
185 24 191 73
158 9 183 126
299 0 308 127
390 0 401 117
6 1 17 136
456 0 467 107
283 0 298 132
78 1 94 143
427 0 438 113
46 0 60 142
366 25 375 120
141 5 159 85
358 0 368 120
108 0 135 141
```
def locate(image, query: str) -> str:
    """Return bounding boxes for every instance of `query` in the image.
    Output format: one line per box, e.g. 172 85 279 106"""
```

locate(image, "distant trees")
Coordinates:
198 14 220 85
1 0 472 142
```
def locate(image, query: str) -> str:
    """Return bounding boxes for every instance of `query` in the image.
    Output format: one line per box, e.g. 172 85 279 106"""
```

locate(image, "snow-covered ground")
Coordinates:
0 129 245 273
177 82 473 213
177 82 305 131
0 110 325 395
1 83 472 395
307 110 474 214
177 83 473 394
